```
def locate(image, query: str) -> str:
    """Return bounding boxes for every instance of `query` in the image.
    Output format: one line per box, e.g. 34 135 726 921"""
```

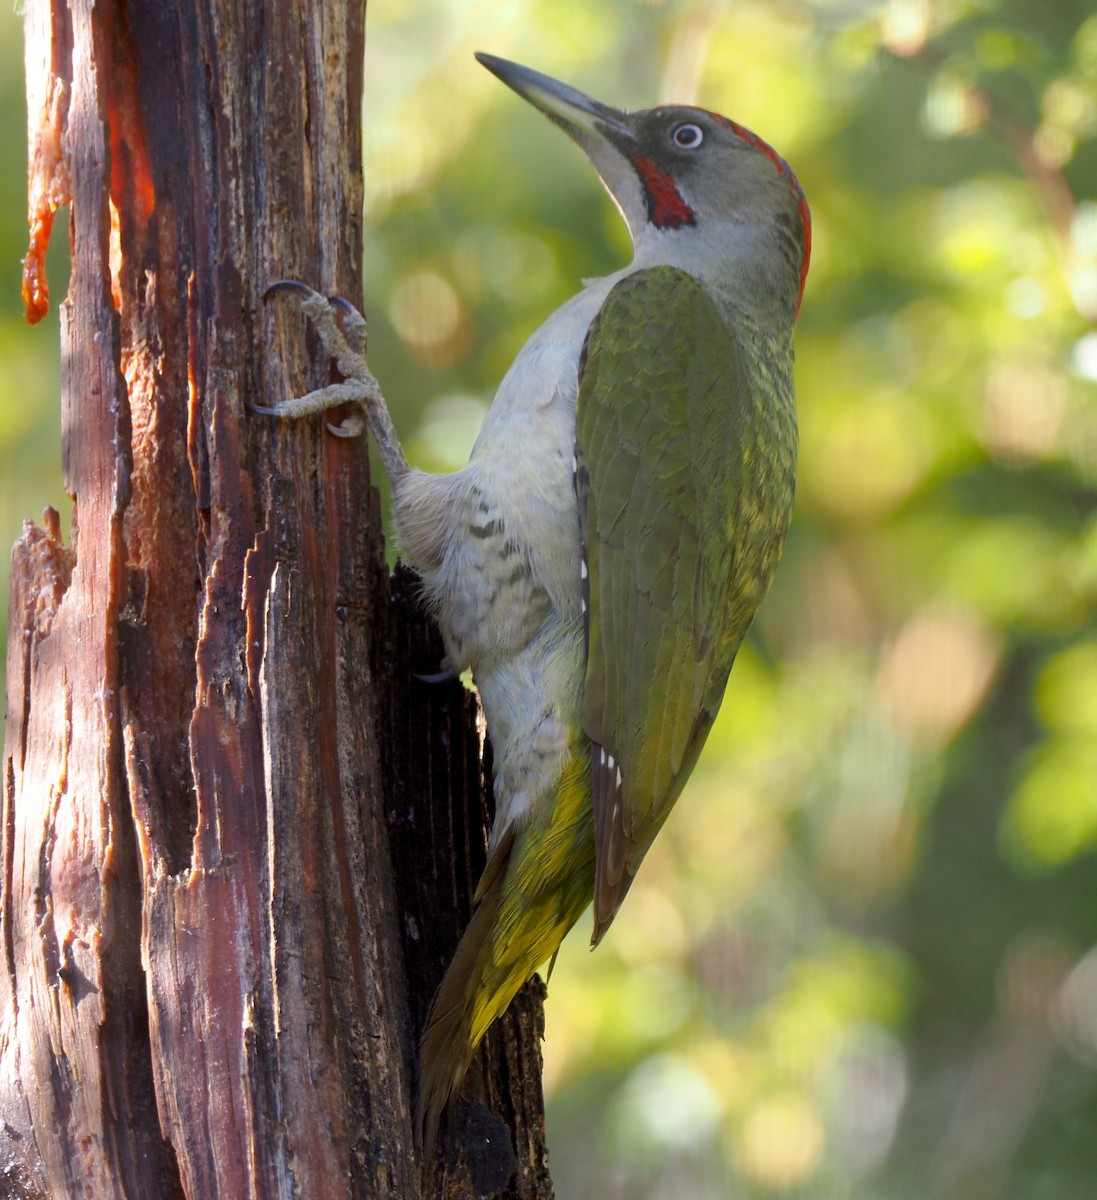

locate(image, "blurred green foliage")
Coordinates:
0 12 69 655
4 0 1097 1196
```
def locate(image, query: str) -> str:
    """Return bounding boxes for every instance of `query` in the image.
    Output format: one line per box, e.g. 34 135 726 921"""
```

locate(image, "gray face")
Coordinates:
475 54 811 316
592 105 810 317
624 106 807 238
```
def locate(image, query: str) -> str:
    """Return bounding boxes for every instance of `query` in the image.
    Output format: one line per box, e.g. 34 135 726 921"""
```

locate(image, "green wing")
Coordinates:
576 266 795 941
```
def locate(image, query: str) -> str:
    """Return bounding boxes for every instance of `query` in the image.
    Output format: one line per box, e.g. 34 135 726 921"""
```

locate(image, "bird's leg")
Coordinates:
256 281 409 484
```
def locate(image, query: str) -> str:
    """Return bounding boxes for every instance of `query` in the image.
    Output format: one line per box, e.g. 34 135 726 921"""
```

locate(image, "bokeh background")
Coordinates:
4 1 1097 1196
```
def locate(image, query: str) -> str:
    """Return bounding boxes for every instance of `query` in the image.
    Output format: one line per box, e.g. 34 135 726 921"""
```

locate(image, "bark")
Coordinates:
1 2 552 1198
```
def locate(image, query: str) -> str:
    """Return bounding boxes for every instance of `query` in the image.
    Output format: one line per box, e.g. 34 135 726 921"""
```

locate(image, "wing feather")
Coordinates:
577 266 795 940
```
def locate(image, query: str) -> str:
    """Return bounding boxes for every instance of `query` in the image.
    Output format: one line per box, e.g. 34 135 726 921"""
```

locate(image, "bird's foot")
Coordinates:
256 284 409 483
255 281 380 438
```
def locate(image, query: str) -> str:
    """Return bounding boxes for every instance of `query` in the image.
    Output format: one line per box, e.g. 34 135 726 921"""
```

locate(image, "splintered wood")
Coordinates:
21 5 69 324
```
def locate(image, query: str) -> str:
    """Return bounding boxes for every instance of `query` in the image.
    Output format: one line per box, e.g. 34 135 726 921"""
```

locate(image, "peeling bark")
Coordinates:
2 2 552 1197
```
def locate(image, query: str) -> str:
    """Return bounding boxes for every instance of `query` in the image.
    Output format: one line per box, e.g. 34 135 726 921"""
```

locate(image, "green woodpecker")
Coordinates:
259 54 810 1154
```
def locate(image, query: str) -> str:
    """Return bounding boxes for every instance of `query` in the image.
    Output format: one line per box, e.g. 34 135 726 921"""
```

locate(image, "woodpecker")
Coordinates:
259 53 810 1156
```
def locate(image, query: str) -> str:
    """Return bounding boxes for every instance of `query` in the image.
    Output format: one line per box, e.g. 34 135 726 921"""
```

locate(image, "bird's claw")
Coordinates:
414 660 460 684
327 294 368 355
262 278 316 302
256 281 378 435
326 414 366 439
264 280 369 363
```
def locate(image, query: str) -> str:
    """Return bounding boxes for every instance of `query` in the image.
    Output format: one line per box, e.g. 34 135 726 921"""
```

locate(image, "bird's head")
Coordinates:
477 53 811 322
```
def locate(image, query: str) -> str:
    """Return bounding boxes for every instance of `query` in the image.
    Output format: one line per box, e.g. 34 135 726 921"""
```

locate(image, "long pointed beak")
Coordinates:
477 53 650 247
475 53 633 146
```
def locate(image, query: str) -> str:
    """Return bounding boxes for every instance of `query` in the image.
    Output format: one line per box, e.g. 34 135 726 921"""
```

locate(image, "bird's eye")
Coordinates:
672 123 704 149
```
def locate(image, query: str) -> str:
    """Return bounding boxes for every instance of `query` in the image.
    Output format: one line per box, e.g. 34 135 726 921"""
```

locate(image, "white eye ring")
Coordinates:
672 123 704 149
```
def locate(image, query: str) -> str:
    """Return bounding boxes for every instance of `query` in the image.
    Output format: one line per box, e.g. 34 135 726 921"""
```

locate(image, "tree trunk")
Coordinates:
1 3 552 1198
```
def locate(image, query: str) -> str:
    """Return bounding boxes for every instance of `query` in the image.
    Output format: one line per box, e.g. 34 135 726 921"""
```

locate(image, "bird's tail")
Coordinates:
416 747 595 1159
